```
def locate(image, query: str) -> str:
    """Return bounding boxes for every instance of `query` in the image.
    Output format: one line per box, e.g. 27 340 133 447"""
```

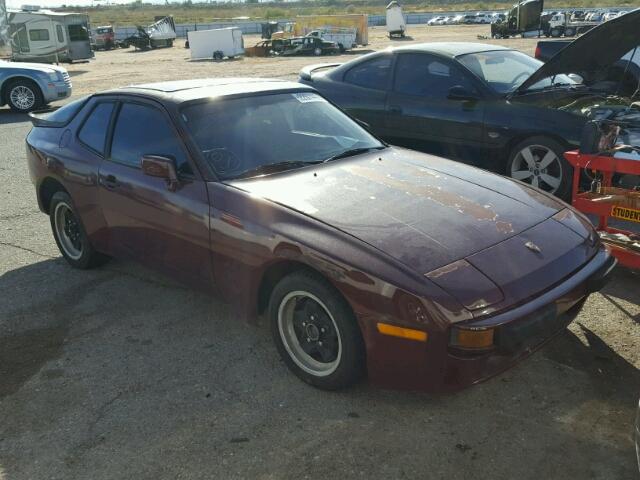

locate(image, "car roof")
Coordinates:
99 78 315 104
389 42 511 57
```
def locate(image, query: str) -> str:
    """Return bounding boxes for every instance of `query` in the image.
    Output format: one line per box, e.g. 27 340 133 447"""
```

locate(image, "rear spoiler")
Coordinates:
299 63 342 81
28 107 61 127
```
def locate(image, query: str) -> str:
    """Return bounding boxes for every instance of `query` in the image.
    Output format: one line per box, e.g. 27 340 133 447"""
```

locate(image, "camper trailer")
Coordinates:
8 6 92 63
386 1 406 38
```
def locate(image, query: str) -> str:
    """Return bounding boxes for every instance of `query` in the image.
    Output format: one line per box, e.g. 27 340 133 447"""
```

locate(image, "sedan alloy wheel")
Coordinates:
510 144 563 194
9 85 36 111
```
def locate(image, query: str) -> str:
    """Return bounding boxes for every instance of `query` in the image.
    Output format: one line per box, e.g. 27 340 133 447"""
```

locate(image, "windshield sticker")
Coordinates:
293 92 326 103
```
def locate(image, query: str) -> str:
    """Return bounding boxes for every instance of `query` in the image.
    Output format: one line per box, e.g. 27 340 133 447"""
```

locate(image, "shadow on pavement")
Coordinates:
0 109 30 125
0 256 638 479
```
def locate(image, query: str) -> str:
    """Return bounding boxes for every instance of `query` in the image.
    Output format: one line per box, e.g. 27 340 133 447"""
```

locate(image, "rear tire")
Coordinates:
269 271 365 390
313 47 322 56
50 192 110 269
6 79 44 112
507 136 572 200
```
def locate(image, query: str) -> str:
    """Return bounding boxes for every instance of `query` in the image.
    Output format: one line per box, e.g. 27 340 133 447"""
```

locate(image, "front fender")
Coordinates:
205 181 471 330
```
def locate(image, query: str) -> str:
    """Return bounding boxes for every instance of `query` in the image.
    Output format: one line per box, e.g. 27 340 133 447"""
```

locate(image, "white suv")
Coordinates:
474 13 492 24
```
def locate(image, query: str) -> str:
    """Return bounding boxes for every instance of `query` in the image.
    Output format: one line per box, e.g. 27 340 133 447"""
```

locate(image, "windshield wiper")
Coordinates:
322 145 386 163
233 160 321 180
511 82 586 97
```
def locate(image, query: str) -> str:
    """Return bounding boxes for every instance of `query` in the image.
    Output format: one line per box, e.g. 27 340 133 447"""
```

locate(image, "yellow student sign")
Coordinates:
611 205 640 223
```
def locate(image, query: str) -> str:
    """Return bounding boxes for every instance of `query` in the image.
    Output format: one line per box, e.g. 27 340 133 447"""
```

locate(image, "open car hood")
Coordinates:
517 8 640 92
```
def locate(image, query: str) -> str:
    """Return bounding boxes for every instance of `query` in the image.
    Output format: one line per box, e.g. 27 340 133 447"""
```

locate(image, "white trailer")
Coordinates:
7 7 93 63
386 1 406 38
187 27 244 61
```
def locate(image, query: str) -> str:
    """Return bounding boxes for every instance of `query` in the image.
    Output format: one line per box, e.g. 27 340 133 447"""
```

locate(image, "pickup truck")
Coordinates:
0 60 72 112
535 39 640 96
306 28 357 52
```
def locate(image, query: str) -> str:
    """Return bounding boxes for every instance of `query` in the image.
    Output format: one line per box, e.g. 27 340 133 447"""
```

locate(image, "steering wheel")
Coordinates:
510 71 530 87
203 148 243 176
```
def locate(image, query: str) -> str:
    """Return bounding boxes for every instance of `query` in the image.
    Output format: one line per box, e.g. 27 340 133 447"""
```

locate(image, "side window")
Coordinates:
56 25 64 43
29 29 50 41
393 53 478 99
78 102 114 155
110 103 193 176
344 56 392 91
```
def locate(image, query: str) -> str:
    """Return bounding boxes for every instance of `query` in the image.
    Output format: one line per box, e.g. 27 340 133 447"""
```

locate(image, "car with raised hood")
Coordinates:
26 78 615 392
0 60 71 112
298 8 640 200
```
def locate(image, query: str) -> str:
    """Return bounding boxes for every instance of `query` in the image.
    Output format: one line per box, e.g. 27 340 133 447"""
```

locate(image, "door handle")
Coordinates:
102 174 119 190
389 105 403 114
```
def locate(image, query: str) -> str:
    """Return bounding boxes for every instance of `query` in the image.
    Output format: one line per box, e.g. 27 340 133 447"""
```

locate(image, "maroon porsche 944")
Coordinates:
25 79 616 392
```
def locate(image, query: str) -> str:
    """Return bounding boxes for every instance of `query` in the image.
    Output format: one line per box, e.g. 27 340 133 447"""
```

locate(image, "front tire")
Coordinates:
50 192 110 269
6 79 44 112
269 271 365 390
507 136 572 200
313 47 322 56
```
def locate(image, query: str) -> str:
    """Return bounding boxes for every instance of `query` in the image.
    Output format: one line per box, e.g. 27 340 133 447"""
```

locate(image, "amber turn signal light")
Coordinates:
450 327 495 350
377 322 428 342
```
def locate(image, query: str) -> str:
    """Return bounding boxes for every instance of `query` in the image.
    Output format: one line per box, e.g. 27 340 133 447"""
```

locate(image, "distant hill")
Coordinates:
55 0 639 27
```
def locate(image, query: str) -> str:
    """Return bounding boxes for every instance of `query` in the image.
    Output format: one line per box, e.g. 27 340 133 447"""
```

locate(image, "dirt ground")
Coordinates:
1 23 640 480
65 25 539 96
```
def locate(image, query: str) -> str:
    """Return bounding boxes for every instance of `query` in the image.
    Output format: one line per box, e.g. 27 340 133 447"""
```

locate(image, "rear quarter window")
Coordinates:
78 102 114 155
344 56 392 90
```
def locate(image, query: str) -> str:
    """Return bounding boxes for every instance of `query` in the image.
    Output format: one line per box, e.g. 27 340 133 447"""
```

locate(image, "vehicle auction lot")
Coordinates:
1 24 639 480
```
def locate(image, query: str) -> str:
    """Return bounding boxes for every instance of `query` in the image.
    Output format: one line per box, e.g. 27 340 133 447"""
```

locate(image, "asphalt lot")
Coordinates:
1 28 640 478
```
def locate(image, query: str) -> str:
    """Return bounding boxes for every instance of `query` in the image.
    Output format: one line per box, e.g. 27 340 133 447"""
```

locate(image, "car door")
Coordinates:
331 53 393 136
98 98 215 290
384 52 487 165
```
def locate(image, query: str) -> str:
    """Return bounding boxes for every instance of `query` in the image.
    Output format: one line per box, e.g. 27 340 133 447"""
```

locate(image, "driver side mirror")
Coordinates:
141 154 179 191
447 85 480 101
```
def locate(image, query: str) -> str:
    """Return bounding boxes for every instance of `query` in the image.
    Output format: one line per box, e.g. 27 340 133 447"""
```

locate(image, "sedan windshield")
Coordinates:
457 50 577 94
181 92 384 180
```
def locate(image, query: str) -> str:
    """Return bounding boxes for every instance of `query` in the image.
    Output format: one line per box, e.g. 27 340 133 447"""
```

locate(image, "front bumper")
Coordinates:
366 246 616 393
42 79 72 103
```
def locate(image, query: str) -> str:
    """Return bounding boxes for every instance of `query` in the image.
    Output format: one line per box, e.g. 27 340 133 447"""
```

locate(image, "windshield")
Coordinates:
458 50 577 94
181 92 384 180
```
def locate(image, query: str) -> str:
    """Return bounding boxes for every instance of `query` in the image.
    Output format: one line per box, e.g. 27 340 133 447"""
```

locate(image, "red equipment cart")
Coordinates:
564 150 640 269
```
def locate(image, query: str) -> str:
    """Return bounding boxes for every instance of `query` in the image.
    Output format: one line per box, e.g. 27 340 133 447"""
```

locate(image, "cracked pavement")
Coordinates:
1 77 639 478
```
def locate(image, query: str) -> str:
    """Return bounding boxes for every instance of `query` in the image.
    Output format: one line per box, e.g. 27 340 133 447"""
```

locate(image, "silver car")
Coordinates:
0 60 72 112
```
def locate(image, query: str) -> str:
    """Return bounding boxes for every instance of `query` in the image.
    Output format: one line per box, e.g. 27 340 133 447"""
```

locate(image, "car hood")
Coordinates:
512 89 634 118
518 8 640 92
229 147 568 276
0 60 67 75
